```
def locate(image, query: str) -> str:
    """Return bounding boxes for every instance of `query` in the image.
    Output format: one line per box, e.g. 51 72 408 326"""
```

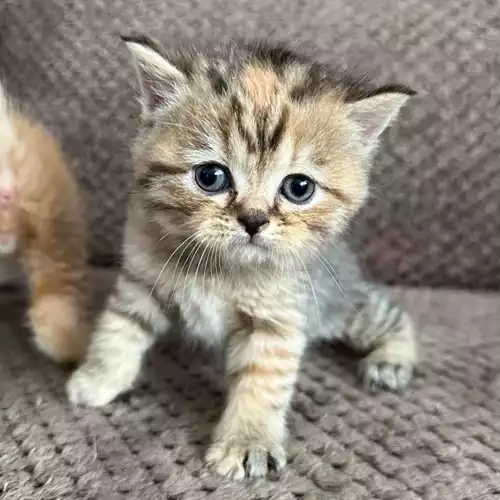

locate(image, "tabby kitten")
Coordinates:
67 36 417 479
0 82 88 362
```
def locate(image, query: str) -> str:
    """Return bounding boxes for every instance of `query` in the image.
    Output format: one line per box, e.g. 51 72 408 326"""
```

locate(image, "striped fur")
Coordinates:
67 37 417 480
67 270 169 407
343 290 417 391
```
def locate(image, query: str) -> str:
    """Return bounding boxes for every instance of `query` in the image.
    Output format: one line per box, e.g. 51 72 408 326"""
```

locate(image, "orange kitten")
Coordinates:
0 82 88 362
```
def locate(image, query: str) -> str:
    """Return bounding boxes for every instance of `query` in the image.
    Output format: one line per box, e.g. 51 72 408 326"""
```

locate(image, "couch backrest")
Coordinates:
1 0 498 289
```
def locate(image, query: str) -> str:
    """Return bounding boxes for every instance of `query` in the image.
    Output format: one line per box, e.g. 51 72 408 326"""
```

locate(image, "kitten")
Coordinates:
67 36 417 479
0 82 88 362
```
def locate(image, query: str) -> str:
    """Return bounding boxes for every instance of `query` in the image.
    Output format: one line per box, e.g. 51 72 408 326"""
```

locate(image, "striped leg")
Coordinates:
66 268 169 407
206 327 305 480
343 288 417 392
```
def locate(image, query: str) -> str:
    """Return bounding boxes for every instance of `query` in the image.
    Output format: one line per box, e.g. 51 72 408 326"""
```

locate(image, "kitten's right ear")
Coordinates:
121 34 187 116
345 85 415 153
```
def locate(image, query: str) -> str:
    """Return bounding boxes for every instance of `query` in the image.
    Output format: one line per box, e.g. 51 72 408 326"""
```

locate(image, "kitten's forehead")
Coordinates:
145 56 347 186
211 61 296 168
239 64 281 109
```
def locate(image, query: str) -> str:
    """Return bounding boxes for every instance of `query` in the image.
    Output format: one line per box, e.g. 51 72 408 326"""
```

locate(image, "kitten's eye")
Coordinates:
280 175 315 204
194 163 231 193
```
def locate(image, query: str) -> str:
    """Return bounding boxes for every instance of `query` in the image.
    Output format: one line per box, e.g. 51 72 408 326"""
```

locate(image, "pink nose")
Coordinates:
0 191 12 207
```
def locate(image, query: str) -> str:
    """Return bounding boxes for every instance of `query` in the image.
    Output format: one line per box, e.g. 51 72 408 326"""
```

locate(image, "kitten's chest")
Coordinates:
173 278 232 345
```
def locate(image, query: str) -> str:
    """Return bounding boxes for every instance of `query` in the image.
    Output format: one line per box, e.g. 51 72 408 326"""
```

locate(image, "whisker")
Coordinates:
287 248 307 300
205 239 217 305
149 229 205 301
164 229 210 311
291 248 321 328
155 220 194 245
157 232 171 244
194 237 212 302
302 242 357 313
220 239 236 283
283 247 302 313
214 237 224 291
180 237 207 309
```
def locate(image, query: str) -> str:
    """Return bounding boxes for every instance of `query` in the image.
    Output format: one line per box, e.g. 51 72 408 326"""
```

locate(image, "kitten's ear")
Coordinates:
346 86 415 151
121 34 187 116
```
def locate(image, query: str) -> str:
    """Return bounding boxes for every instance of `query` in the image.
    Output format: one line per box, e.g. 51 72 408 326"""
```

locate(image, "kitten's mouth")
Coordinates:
247 234 270 249
229 233 270 252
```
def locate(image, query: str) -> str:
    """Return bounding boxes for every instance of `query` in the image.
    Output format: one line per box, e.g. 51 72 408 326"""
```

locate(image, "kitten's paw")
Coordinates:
360 359 413 392
66 365 128 407
206 439 286 480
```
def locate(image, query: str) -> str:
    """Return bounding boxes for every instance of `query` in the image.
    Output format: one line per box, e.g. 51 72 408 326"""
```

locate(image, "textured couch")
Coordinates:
0 1 499 499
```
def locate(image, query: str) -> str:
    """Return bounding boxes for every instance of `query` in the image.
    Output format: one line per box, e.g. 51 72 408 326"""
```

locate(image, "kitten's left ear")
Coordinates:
121 34 187 117
346 85 416 152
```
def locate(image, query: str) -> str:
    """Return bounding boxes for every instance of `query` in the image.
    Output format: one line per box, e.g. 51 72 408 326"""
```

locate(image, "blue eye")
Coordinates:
194 163 231 193
281 175 315 203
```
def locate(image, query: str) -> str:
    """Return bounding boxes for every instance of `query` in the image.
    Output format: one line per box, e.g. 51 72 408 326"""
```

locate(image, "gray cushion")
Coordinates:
1 272 499 499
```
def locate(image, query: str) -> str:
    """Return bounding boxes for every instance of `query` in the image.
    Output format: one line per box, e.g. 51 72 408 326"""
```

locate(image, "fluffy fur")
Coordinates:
67 37 418 479
0 82 88 362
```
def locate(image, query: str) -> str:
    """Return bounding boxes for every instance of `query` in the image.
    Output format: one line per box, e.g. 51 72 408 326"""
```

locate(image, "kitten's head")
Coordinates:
124 36 414 268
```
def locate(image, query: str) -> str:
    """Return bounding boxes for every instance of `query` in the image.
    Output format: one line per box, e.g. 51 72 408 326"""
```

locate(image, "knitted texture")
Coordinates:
1 272 500 499
0 0 499 289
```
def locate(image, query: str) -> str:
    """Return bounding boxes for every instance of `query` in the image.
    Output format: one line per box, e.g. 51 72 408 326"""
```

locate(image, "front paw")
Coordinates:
66 363 130 407
206 437 286 480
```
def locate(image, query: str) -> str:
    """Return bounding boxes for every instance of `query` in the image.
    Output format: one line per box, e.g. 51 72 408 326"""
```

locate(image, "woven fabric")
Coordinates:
0 0 499 288
1 271 500 499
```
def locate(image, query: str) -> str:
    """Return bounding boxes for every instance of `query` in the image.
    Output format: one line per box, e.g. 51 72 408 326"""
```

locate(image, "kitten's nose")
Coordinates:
237 210 269 237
